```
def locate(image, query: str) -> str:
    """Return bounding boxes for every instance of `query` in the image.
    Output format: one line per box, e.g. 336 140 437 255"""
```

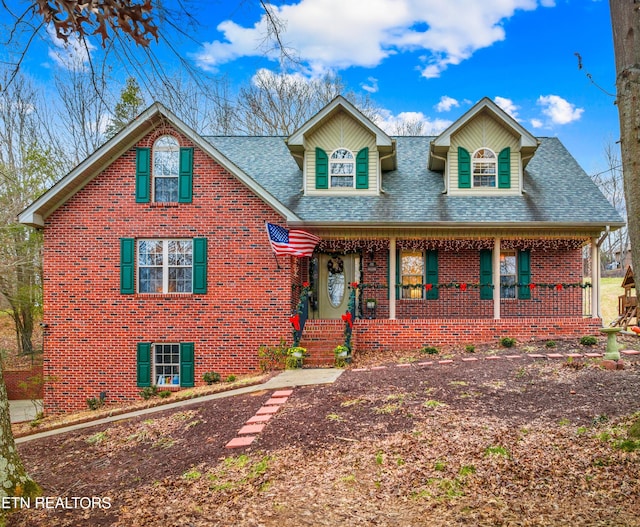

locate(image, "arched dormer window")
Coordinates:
472 148 496 187
153 135 180 202
330 148 355 188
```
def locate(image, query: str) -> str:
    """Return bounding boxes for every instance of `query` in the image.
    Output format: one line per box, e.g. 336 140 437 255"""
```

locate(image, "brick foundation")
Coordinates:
353 317 603 353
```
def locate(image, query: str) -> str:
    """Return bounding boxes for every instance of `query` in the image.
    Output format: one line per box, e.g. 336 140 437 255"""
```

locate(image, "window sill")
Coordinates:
134 293 193 299
149 202 180 208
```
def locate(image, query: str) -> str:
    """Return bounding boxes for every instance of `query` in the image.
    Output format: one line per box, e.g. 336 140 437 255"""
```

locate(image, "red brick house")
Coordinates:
19 96 624 413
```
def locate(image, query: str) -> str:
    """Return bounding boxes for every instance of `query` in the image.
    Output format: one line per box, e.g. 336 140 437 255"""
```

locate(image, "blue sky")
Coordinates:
5 0 618 176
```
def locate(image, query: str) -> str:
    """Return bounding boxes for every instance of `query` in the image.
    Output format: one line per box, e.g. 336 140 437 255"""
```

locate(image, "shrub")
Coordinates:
86 397 104 411
465 344 476 353
203 371 221 385
257 338 288 372
158 390 172 398
580 335 598 346
225 374 237 383
545 340 556 348
500 337 516 348
420 346 439 355
140 385 158 400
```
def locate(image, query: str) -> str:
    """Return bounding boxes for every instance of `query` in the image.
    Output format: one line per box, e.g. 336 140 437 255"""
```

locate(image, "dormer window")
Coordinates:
472 148 496 187
330 148 355 188
153 136 180 202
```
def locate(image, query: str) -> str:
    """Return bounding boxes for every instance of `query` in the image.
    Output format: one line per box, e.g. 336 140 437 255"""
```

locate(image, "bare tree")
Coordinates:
592 140 629 270
236 69 378 135
610 0 640 278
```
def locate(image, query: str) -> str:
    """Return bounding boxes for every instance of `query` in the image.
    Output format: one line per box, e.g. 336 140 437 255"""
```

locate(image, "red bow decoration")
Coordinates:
289 314 300 331
342 312 353 328
460 283 467 292
302 281 310 288
555 283 563 291
350 282 359 288
424 283 433 291
529 283 536 290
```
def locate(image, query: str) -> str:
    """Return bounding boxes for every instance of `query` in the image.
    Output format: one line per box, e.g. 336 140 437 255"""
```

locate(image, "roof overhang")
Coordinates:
286 95 396 170
19 103 300 228
429 97 540 172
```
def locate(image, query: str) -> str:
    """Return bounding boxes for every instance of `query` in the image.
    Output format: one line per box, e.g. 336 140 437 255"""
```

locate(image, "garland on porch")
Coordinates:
501 238 588 251
397 239 494 251
316 238 390 253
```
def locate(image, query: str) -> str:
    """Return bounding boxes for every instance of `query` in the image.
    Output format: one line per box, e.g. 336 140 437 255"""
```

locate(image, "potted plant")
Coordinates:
334 344 350 367
286 346 307 369
366 298 377 309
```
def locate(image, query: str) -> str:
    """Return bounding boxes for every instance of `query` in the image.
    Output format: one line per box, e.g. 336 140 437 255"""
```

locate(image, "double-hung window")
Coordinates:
400 251 424 299
138 239 193 294
472 148 497 187
153 136 180 202
330 148 355 188
500 251 517 299
398 250 438 300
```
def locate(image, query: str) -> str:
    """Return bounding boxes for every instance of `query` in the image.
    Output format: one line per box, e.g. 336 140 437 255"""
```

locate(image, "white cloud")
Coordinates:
375 108 452 135
494 96 519 119
361 76 379 93
435 96 459 112
194 0 554 78
537 95 584 125
530 118 544 129
46 25 95 70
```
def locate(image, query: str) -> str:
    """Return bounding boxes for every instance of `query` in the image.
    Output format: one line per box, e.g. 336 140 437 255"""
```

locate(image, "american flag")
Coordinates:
266 223 320 258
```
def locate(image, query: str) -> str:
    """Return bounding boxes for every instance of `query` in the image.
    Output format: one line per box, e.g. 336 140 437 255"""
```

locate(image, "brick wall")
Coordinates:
43 127 293 413
353 317 603 353
3 363 44 400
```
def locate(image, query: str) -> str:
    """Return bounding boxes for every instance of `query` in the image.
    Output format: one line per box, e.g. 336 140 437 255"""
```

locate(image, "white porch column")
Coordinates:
493 237 501 319
389 237 397 320
591 237 600 319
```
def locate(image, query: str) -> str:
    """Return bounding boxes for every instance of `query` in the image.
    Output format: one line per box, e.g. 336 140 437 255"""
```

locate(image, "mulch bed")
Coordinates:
7 335 640 526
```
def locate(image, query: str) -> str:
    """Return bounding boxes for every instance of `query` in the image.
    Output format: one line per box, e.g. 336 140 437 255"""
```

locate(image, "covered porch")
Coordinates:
291 233 604 359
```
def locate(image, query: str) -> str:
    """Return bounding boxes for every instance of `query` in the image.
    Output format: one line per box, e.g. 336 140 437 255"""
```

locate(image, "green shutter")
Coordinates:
137 343 151 387
315 148 328 189
458 147 471 188
180 342 195 387
135 147 150 203
479 249 493 300
178 147 193 203
192 238 207 294
425 250 439 300
356 147 369 189
518 249 531 300
498 147 511 189
120 238 135 294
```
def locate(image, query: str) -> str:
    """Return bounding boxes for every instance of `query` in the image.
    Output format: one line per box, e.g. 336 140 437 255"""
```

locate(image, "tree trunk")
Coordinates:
610 0 640 279
0 365 40 520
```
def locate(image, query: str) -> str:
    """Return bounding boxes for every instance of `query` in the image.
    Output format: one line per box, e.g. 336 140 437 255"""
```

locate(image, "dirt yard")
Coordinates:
7 335 640 526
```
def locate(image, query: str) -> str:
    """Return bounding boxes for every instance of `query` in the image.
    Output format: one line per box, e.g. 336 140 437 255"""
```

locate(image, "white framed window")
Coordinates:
472 148 497 187
330 148 355 188
137 239 193 294
500 251 517 299
154 343 180 386
153 135 180 202
401 250 424 299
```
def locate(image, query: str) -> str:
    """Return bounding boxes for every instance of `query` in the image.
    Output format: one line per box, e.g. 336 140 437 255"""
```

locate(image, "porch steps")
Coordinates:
300 320 345 367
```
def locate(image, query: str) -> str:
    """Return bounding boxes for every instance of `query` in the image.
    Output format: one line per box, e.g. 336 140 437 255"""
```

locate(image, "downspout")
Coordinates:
430 151 449 194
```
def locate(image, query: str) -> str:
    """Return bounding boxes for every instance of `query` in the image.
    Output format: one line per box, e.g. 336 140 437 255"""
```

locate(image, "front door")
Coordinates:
318 254 359 319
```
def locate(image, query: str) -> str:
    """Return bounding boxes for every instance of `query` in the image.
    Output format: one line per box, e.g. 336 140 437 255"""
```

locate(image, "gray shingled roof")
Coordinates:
205 135 624 227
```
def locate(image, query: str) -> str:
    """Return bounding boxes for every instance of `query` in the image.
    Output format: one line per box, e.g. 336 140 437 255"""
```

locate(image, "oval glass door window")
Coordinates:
328 271 345 307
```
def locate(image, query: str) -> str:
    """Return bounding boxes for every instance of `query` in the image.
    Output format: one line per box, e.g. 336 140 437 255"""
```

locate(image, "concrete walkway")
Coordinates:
14 368 343 444
10 399 42 424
